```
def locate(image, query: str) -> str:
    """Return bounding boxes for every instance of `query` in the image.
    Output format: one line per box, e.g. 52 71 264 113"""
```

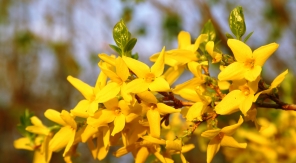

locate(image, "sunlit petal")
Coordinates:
201 129 221 139
125 78 149 93
111 114 126 136
240 94 254 115
220 135 247 148
60 110 76 129
227 39 250 62
136 91 158 104
98 61 122 83
156 103 181 115
115 57 130 81
206 41 214 57
215 90 244 115
49 127 73 152
244 65 262 82
14 137 34 150
122 56 150 78
178 31 191 49
186 102 205 121
87 110 116 127
147 109 160 138
135 147 149 163
67 76 94 101
149 77 170 92
188 61 202 77
151 47 165 77
98 53 116 66
96 82 120 103
44 109 67 126
71 100 90 118
221 116 243 135
218 62 246 81
206 137 221 163
163 66 184 85
253 43 279 66
270 69 288 88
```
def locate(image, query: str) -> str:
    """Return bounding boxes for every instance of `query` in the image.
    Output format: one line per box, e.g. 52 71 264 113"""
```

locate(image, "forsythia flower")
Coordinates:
123 47 170 93
201 116 246 163
215 78 259 115
45 109 77 156
206 41 222 63
218 39 279 81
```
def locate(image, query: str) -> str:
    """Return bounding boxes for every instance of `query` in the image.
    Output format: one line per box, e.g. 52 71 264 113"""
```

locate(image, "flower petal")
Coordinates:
60 110 76 129
116 57 130 81
186 102 205 121
94 62 108 93
206 137 221 163
67 76 94 101
98 53 116 66
71 100 90 118
163 66 185 85
87 110 116 127
254 43 279 66
201 129 221 139
178 31 191 49
14 137 33 150
98 61 122 84
206 41 214 57
136 91 158 104
188 61 202 77
244 65 262 82
227 39 251 62
122 56 150 78
125 78 149 93
135 147 149 163
151 47 165 77
221 116 243 135
147 109 160 138
96 82 120 103
270 69 288 88
111 114 126 136
218 62 246 81
240 94 254 115
49 126 73 152
220 135 247 148
149 77 170 92
156 103 181 115
215 90 244 115
44 109 67 126
81 125 98 142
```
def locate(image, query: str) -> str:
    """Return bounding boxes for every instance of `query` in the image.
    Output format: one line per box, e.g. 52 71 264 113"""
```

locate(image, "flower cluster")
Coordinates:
14 6 293 163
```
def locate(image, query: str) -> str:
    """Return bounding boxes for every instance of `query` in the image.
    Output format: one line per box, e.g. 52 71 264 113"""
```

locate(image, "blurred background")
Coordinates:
1 0 296 162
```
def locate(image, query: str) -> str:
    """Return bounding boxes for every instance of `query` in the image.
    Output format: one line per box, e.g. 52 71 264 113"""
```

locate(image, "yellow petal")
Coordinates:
181 144 195 153
151 47 165 77
67 76 94 101
221 116 243 135
218 62 246 81
98 53 116 66
270 69 288 88
49 127 73 151
206 137 221 163
63 129 76 156
165 139 182 151
218 80 230 90
30 116 43 126
147 109 160 138
81 125 98 142
240 94 254 115
220 135 247 148
96 82 120 103
26 126 50 136
188 61 202 77
103 97 119 110
186 102 205 121
98 61 122 84
14 137 33 150
87 110 116 127
215 90 244 115
97 133 109 160
136 91 158 104
192 34 208 51
149 77 170 92
163 66 184 85
253 43 279 66
111 114 126 136
122 56 150 78
142 135 166 145
33 150 47 163
244 65 262 82
94 62 108 93
86 138 97 159
156 103 181 115
102 126 110 149
70 100 90 118
44 109 67 126
178 31 191 49
116 57 130 81
125 78 149 93
201 129 221 139
227 39 250 62
206 41 214 56
60 110 76 129
135 147 149 163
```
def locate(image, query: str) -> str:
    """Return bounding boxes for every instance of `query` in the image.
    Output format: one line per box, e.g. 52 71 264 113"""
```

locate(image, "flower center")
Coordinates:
145 73 155 83
114 108 121 115
244 58 255 69
239 85 250 96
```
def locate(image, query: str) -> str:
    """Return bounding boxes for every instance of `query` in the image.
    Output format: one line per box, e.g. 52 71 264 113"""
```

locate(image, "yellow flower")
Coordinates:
67 67 107 116
14 116 53 163
254 69 288 99
218 39 279 81
45 109 77 156
215 78 260 115
150 31 207 84
123 47 170 93
201 116 246 163
98 56 133 103
206 41 222 63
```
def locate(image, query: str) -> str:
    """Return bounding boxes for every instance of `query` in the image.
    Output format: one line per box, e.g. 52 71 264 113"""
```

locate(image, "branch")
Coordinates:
255 96 296 111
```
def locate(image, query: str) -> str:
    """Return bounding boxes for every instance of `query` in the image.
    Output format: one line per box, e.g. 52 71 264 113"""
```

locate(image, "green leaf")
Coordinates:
226 33 234 39
124 38 137 52
109 44 122 56
113 20 129 49
229 6 246 39
243 31 254 43
201 19 216 42
17 109 35 138
131 53 139 60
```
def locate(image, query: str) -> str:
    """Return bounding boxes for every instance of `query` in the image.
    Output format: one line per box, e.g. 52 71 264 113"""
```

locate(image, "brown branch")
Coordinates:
255 103 296 111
